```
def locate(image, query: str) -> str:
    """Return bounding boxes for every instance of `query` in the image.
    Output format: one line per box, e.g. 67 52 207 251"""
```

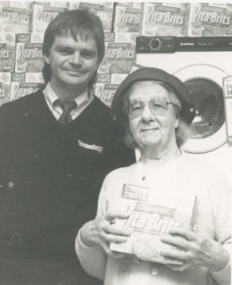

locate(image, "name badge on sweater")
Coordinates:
78 139 103 153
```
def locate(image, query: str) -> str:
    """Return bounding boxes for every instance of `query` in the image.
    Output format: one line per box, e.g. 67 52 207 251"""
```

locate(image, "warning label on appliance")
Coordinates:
223 76 232 142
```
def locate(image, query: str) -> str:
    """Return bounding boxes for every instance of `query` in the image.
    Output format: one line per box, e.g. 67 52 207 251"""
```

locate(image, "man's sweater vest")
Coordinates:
0 91 133 283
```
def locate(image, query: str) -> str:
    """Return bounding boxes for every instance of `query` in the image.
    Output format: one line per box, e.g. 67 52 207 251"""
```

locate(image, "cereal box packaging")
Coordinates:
95 73 127 107
189 3 232 36
0 72 11 106
110 185 198 264
15 33 44 73
32 3 68 35
141 3 190 36
98 33 137 74
69 2 114 32
114 5 141 33
0 3 31 33
0 33 15 72
11 82 44 101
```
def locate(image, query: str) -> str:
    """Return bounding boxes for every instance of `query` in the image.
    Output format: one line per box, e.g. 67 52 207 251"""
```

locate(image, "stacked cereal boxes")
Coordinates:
0 1 32 34
2 1 231 108
0 33 15 73
12 33 44 101
0 1 32 105
95 32 137 107
93 2 140 107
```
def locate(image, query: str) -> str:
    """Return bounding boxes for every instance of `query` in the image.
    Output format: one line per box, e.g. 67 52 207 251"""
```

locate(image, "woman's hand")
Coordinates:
160 227 230 272
80 211 132 256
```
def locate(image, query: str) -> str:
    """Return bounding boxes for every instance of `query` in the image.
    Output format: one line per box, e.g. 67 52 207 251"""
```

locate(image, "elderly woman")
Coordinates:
75 67 231 285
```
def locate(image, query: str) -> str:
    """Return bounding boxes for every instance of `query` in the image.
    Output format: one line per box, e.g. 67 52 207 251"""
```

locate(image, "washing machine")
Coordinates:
136 36 232 185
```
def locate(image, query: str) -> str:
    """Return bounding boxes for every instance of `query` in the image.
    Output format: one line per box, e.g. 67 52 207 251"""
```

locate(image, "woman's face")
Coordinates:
128 81 180 152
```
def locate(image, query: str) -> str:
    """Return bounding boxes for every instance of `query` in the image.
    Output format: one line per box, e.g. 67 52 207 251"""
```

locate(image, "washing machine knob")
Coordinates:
149 38 161 51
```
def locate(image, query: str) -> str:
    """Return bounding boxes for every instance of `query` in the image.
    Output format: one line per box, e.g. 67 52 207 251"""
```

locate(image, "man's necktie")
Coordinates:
57 100 77 125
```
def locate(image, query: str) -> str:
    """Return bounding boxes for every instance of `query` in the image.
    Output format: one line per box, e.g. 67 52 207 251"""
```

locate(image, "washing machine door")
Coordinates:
174 64 228 153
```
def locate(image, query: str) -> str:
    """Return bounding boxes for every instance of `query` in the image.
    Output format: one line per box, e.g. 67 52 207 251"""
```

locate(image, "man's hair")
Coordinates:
120 80 193 149
42 9 105 87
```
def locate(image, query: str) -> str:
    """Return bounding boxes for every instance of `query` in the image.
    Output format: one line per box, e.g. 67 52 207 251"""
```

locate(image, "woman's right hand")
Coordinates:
80 211 132 256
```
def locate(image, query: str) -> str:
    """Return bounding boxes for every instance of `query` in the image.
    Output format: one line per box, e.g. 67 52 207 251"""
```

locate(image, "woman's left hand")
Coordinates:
160 227 229 272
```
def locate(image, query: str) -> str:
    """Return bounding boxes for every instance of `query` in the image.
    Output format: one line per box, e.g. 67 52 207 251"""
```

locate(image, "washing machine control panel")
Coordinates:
136 36 175 53
136 36 232 53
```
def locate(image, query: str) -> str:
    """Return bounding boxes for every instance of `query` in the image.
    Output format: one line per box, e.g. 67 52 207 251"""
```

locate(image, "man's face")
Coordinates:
44 32 99 94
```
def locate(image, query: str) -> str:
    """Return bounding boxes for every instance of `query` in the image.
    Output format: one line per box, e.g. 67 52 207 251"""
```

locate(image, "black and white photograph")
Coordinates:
0 0 231 284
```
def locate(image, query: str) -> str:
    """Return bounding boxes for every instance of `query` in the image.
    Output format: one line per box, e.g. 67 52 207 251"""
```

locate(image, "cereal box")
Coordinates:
141 3 190 36
0 72 11 106
95 73 127 107
32 3 68 35
15 33 44 73
0 33 15 72
114 5 141 33
0 3 31 33
11 82 44 101
110 185 197 264
95 83 119 108
189 3 232 36
69 2 114 32
98 32 137 74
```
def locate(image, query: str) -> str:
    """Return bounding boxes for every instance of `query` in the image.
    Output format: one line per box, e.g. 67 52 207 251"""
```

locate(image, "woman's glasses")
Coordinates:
126 97 175 119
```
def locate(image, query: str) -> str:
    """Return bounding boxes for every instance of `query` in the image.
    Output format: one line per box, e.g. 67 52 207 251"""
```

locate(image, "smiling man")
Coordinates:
0 9 134 285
